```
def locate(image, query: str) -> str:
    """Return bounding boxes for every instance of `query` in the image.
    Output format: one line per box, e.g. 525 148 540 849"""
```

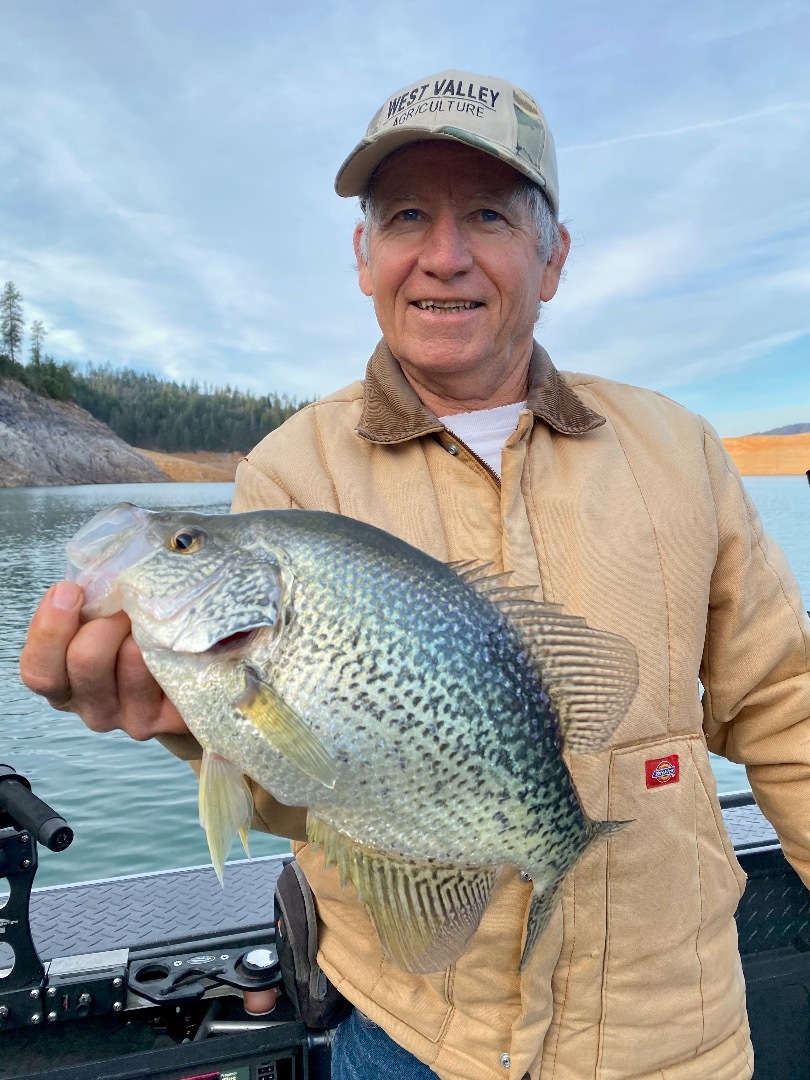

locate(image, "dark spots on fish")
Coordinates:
493 810 510 833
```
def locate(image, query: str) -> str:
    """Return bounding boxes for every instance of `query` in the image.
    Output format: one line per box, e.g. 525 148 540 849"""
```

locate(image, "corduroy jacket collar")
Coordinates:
356 340 605 444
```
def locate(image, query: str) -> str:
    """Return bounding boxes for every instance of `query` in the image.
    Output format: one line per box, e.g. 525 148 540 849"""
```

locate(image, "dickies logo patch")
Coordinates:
645 755 679 788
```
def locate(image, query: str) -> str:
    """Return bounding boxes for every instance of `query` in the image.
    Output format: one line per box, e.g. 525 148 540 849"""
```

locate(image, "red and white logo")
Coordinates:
645 755 679 788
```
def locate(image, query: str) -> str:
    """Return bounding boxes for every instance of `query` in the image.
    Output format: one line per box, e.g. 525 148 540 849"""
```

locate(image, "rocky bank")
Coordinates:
0 377 169 487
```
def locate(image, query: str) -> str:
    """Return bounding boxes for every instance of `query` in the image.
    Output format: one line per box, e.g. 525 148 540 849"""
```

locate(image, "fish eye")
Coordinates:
168 526 206 553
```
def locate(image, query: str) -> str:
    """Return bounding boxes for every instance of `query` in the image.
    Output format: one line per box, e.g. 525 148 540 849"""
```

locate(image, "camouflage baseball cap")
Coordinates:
335 70 559 216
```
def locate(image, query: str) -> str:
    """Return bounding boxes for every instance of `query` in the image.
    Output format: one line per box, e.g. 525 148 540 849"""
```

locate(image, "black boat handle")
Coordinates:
0 764 73 851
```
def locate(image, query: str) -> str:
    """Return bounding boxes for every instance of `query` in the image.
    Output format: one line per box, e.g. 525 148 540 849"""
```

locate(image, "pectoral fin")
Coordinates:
199 750 254 885
235 667 338 790
308 815 497 974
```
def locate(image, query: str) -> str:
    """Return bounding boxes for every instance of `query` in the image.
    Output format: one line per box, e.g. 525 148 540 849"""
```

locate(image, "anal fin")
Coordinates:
308 815 497 974
199 750 254 884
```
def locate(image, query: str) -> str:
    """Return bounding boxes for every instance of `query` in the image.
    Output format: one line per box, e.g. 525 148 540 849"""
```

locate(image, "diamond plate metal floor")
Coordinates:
22 855 287 961
722 801 778 850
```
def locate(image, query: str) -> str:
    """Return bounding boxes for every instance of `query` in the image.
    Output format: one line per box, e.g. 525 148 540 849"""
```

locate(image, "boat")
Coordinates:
1 768 808 1079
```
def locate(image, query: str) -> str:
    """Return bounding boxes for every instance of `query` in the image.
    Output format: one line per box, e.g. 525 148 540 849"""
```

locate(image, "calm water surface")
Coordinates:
1 477 808 888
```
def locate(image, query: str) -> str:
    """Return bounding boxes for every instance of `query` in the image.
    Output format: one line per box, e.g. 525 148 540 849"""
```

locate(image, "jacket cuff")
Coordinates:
154 731 204 761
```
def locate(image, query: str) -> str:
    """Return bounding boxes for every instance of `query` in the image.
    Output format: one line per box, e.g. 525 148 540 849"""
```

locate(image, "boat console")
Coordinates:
1 765 809 1080
0 764 321 1080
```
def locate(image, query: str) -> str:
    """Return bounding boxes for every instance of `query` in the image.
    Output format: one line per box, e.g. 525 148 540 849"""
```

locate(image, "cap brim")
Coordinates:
335 128 550 207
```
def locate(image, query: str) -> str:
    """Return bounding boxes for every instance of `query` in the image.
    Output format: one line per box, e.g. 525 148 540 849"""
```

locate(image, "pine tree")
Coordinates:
0 281 25 364
29 319 46 365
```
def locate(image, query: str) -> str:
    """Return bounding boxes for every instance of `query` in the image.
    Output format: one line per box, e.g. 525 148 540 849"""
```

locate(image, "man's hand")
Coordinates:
20 581 188 741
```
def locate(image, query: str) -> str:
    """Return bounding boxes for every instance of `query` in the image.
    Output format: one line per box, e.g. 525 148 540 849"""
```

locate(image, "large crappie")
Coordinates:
66 503 638 973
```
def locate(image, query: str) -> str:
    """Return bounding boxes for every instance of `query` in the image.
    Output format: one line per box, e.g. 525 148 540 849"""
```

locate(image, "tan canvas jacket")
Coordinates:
163 342 810 1080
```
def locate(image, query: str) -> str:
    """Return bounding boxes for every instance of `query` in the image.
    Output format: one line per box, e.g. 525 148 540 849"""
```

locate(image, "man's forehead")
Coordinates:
371 140 526 199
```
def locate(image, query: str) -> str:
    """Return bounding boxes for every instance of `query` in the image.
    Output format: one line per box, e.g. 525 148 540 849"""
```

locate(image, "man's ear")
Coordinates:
539 225 571 303
354 223 373 297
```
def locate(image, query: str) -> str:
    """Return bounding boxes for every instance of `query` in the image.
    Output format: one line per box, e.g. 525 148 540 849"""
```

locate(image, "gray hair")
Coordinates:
357 167 564 267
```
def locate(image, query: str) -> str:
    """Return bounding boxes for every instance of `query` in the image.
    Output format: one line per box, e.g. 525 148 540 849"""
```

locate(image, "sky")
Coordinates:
0 0 808 437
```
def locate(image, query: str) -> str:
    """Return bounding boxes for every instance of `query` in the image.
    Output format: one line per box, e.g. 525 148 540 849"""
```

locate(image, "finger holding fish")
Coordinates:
21 577 188 740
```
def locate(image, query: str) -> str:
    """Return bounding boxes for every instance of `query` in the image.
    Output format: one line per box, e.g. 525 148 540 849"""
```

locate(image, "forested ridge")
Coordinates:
0 281 308 453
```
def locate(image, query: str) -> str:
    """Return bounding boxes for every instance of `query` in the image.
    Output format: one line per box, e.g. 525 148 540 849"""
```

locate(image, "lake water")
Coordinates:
1 477 808 889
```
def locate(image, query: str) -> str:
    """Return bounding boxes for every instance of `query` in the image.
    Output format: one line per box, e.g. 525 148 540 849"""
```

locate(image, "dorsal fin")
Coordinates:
448 559 501 584
450 559 557 608
450 562 637 753
509 603 638 752
307 815 498 973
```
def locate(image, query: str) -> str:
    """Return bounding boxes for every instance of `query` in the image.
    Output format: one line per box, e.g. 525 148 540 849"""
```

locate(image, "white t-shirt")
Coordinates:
439 401 526 478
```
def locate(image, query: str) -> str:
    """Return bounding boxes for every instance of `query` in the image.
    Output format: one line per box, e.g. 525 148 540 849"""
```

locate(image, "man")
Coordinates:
21 70 810 1080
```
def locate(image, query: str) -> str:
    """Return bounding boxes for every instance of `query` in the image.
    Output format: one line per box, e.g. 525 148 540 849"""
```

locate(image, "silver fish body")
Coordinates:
66 503 637 972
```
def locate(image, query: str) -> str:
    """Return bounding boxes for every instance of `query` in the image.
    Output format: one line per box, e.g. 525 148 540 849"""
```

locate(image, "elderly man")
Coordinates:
21 70 810 1080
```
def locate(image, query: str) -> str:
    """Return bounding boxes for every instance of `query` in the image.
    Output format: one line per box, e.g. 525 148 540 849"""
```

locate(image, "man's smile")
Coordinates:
412 300 484 312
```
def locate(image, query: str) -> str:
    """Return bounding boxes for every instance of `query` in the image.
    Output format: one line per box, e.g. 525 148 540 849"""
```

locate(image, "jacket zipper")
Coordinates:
437 429 502 489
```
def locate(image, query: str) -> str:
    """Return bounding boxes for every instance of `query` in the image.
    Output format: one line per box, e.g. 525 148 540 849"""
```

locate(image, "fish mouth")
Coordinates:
66 503 156 617
207 629 260 656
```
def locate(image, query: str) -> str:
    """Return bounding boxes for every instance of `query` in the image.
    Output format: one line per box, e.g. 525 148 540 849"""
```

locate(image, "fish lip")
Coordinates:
66 503 156 617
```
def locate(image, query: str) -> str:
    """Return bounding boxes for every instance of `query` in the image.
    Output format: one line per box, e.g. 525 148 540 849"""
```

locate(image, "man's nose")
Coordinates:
417 212 474 278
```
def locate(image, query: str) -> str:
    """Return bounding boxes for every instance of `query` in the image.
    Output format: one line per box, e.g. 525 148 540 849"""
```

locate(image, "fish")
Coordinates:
65 503 638 974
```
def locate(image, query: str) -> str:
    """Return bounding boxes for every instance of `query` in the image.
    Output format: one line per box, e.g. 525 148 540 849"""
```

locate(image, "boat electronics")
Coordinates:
0 764 326 1080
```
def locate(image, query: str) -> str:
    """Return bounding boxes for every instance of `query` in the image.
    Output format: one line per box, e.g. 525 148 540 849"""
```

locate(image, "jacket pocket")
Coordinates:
364 961 453 1044
596 735 748 1080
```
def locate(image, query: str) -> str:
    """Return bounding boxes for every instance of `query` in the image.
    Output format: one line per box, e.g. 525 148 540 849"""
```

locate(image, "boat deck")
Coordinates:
25 855 284 961
18 795 790 962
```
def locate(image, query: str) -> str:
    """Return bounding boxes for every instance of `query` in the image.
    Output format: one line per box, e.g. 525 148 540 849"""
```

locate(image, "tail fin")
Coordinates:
590 818 632 839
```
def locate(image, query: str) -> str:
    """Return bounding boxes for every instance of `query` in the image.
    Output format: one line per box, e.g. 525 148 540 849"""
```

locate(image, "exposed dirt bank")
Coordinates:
721 434 810 476
137 449 243 482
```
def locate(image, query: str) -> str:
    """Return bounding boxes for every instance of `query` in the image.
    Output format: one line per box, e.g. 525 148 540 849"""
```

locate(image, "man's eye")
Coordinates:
479 209 501 222
398 208 421 221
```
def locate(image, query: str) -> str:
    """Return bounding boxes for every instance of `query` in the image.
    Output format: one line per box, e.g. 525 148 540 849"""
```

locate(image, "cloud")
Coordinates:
559 102 810 155
0 0 807 435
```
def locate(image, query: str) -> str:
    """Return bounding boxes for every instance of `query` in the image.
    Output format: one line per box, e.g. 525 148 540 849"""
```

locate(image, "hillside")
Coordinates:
759 423 810 436
0 377 169 487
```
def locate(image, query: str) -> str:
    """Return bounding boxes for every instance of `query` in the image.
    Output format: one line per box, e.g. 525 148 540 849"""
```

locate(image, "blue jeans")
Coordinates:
331 1008 437 1079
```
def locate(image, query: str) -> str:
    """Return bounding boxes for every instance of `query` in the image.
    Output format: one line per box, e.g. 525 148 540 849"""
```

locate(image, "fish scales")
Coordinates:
256 517 574 863
65 503 638 972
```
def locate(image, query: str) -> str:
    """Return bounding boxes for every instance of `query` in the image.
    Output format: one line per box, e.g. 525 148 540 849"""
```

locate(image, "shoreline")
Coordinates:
139 435 810 483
